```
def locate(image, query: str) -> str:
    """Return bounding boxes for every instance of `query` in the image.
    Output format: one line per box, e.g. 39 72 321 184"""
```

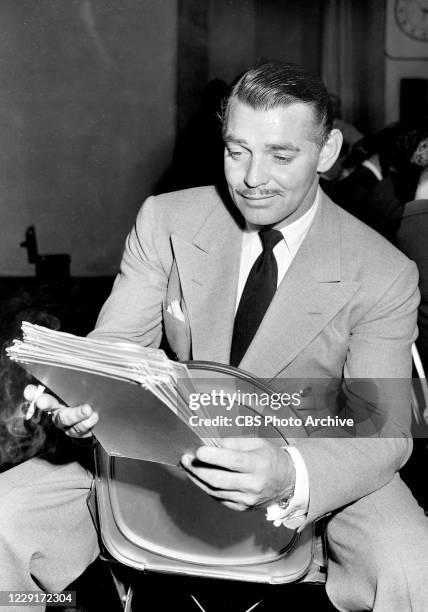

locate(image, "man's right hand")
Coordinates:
24 384 99 438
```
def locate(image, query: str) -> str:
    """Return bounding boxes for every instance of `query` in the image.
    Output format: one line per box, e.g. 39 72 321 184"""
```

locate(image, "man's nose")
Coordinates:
244 157 268 188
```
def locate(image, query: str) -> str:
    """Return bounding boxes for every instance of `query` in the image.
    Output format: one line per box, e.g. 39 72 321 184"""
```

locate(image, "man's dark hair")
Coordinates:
222 61 334 146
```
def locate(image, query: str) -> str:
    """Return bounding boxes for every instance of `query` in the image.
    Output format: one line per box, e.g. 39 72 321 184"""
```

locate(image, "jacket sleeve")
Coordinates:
296 259 420 527
89 196 169 348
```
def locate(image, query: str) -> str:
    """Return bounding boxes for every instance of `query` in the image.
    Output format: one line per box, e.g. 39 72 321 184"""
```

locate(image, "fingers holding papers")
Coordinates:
54 405 99 437
180 438 295 512
23 384 98 438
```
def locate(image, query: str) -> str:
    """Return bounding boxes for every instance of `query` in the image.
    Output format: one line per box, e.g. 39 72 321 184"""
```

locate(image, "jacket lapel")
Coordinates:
240 194 360 378
171 193 243 363
171 190 359 376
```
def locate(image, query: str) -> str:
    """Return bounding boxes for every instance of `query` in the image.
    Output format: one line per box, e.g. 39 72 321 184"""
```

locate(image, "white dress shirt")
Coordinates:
235 189 321 528
362 159 383 182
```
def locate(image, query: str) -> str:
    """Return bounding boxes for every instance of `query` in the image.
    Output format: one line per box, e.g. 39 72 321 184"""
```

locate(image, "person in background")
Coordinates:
396 161 428 515
323 121 428 242
397 163 428 370
320 92 363 183
0 310 61 473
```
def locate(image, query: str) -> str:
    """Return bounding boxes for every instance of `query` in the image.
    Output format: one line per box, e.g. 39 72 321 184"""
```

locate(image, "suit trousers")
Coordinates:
0 457 427 612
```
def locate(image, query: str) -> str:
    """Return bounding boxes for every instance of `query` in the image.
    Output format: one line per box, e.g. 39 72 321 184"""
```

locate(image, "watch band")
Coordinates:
277 481 296 511
265 446 296 526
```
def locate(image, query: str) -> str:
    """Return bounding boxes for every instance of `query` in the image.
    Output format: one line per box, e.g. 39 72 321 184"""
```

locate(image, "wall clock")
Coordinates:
386 0 428 59
395 0 428 41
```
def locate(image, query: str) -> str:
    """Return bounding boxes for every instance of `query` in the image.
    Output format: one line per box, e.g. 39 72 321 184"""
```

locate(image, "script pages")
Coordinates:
6 322 220 465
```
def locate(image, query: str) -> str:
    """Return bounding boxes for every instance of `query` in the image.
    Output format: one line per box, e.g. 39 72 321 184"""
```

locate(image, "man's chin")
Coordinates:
237 204 282 227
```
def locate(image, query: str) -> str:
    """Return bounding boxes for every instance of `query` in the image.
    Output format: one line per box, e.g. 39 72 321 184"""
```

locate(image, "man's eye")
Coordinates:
273 155 293 164
227 149 243 160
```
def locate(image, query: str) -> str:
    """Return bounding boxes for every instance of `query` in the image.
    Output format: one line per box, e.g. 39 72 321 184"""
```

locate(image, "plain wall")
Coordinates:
385 59 428 125
0 0 177 276
384 0 428 124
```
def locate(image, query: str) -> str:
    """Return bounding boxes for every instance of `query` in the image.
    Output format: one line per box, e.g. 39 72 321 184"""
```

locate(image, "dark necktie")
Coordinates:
230 228 283 367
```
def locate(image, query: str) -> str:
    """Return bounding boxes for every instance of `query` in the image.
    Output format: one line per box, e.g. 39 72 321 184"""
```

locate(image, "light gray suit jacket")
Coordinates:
92 186 419 528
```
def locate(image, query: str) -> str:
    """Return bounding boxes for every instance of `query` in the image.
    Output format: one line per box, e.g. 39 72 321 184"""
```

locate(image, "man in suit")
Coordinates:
397 168 428 369
2 62 428 612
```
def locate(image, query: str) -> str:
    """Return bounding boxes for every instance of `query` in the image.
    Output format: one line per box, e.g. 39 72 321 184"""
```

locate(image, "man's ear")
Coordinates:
317 129 343 173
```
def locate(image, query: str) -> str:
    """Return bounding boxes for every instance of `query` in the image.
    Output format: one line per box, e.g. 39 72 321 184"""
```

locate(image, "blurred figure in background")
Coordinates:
321 93 364 183
0 310 61 472
397 165 428 370
396 161 428 514
323 120 428 242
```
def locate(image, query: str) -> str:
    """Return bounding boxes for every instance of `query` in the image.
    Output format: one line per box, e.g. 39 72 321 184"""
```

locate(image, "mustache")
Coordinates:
237 189 281 197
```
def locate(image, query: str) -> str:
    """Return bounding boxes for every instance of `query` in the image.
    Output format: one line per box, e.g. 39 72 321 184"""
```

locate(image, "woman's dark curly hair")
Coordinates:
0 310 61 472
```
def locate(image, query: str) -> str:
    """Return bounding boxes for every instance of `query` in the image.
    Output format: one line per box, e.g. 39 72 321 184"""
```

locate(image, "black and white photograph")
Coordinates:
0 1 428 611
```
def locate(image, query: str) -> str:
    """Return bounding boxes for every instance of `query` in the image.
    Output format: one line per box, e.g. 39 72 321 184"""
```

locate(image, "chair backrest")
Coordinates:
92 361 314 585
411 343 428 428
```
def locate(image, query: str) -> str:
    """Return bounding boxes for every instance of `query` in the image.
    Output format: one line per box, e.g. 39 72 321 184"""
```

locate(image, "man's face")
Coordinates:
224 99 327 228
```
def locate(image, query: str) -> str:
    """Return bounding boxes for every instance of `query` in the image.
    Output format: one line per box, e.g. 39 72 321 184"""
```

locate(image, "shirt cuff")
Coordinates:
265 446 310 529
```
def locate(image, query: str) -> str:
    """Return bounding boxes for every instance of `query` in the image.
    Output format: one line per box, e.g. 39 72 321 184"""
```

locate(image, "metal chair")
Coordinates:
87 361 318 612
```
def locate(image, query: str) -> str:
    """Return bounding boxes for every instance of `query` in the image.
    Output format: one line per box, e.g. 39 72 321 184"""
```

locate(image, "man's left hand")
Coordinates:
180 438 295 512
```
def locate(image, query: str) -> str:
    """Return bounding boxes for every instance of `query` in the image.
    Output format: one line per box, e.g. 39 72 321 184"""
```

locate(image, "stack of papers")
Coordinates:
8 321 192 413
7 322 218 464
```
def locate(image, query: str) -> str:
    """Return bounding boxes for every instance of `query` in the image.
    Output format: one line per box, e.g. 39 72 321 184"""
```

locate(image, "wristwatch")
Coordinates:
265 447 296 526
276 482 296 511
